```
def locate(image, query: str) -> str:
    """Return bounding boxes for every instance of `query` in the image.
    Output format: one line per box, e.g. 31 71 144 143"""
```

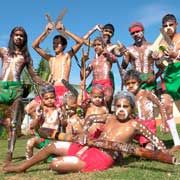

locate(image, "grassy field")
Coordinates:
0 126 180 180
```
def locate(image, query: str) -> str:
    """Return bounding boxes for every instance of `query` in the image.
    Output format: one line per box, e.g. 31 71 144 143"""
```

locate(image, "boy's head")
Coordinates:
162 14 177 25
124 69 141 94
128 22 144 43
92 36 106 56
102 23 115 39
63 91 77 109
40 84 55 96
90 84 104 106
40 84 56 107
113 91 135 121
162 14 178 35
53 35 67 53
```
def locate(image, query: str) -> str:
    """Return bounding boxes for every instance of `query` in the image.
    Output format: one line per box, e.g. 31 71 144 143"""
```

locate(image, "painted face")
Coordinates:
125 78 139 94
163 20 177 37
42 92 56 107
13 30 25 46
93 40 104 55
114 98 132 121
91 91 104 106
53 39 64 53
102 28 114 41
131 30 144 43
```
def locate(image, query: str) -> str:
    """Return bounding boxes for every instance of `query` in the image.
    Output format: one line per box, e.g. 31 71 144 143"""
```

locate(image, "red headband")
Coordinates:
91 87 104 94
129 26 144 33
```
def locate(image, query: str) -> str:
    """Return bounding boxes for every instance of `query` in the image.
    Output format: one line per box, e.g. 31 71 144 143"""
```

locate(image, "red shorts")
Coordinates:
67 143 114 172
134 119 156 145
92 78 113 89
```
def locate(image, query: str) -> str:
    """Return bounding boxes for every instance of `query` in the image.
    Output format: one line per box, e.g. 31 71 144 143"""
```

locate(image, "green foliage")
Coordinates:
37 56 51 81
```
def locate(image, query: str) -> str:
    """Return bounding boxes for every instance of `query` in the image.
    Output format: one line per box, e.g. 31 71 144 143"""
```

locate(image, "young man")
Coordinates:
154 14 180 101
152 14 180 148
3 91 174 174
0 26 44 161
121 22 156 91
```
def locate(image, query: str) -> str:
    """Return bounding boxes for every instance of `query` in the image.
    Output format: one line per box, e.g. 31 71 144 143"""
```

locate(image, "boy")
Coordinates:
25 84 64 160
81 36 117 111
124 69 168 150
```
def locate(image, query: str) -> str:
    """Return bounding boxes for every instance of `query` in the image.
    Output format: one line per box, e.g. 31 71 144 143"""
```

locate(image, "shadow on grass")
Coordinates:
114 155 174 173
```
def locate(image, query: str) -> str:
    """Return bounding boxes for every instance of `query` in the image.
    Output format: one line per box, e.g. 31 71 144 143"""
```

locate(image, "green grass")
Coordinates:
0 126 180 180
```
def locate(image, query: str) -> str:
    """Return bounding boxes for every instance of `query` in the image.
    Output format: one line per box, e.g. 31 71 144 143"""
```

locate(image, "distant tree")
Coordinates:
37 56 50 81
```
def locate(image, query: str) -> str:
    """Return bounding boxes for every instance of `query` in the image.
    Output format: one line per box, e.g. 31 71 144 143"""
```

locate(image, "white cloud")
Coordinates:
135 2 178 27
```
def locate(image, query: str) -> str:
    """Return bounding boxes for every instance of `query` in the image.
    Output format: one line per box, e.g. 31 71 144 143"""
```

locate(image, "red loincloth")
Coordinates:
67 143 114 172
92 78 113 89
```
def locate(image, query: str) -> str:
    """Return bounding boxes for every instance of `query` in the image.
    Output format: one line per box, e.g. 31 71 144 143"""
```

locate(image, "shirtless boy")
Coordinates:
0 26 44 161
25 84 63 160
81 36 117 111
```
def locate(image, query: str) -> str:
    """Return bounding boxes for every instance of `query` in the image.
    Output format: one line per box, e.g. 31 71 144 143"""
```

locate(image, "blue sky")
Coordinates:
0 0 179 92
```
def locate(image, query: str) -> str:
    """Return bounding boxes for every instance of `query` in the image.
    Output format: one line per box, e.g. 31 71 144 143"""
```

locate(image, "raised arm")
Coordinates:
32 22 54 61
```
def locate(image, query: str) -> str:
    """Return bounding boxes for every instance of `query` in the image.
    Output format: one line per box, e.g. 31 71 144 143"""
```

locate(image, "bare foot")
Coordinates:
3 164 25 173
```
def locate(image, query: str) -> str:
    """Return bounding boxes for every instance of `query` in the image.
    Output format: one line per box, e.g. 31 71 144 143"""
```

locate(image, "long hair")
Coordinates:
8 26 32 62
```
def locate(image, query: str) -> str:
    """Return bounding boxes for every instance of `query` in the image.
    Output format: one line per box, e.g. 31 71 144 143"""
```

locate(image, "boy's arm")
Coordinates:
103 49 117 63
121 50 131 70
83 24 102 40
83 24 102 46
133 120 167 152
145 91 167 128
26 61 45 85
32 22 54 61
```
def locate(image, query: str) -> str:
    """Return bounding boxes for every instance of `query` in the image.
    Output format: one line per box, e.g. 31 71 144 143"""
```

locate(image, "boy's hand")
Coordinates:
55 21 65 31
45 22 54 33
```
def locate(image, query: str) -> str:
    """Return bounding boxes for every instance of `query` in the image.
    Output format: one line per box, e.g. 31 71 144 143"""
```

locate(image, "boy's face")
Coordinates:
42 92 56 107
93 40 104 55
91 91 104 107
163 20 177 37
114 98 132 121
13 30 25 46
130 29 144 43
125 78 139 94
102 28 114 41
53 38 65 54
